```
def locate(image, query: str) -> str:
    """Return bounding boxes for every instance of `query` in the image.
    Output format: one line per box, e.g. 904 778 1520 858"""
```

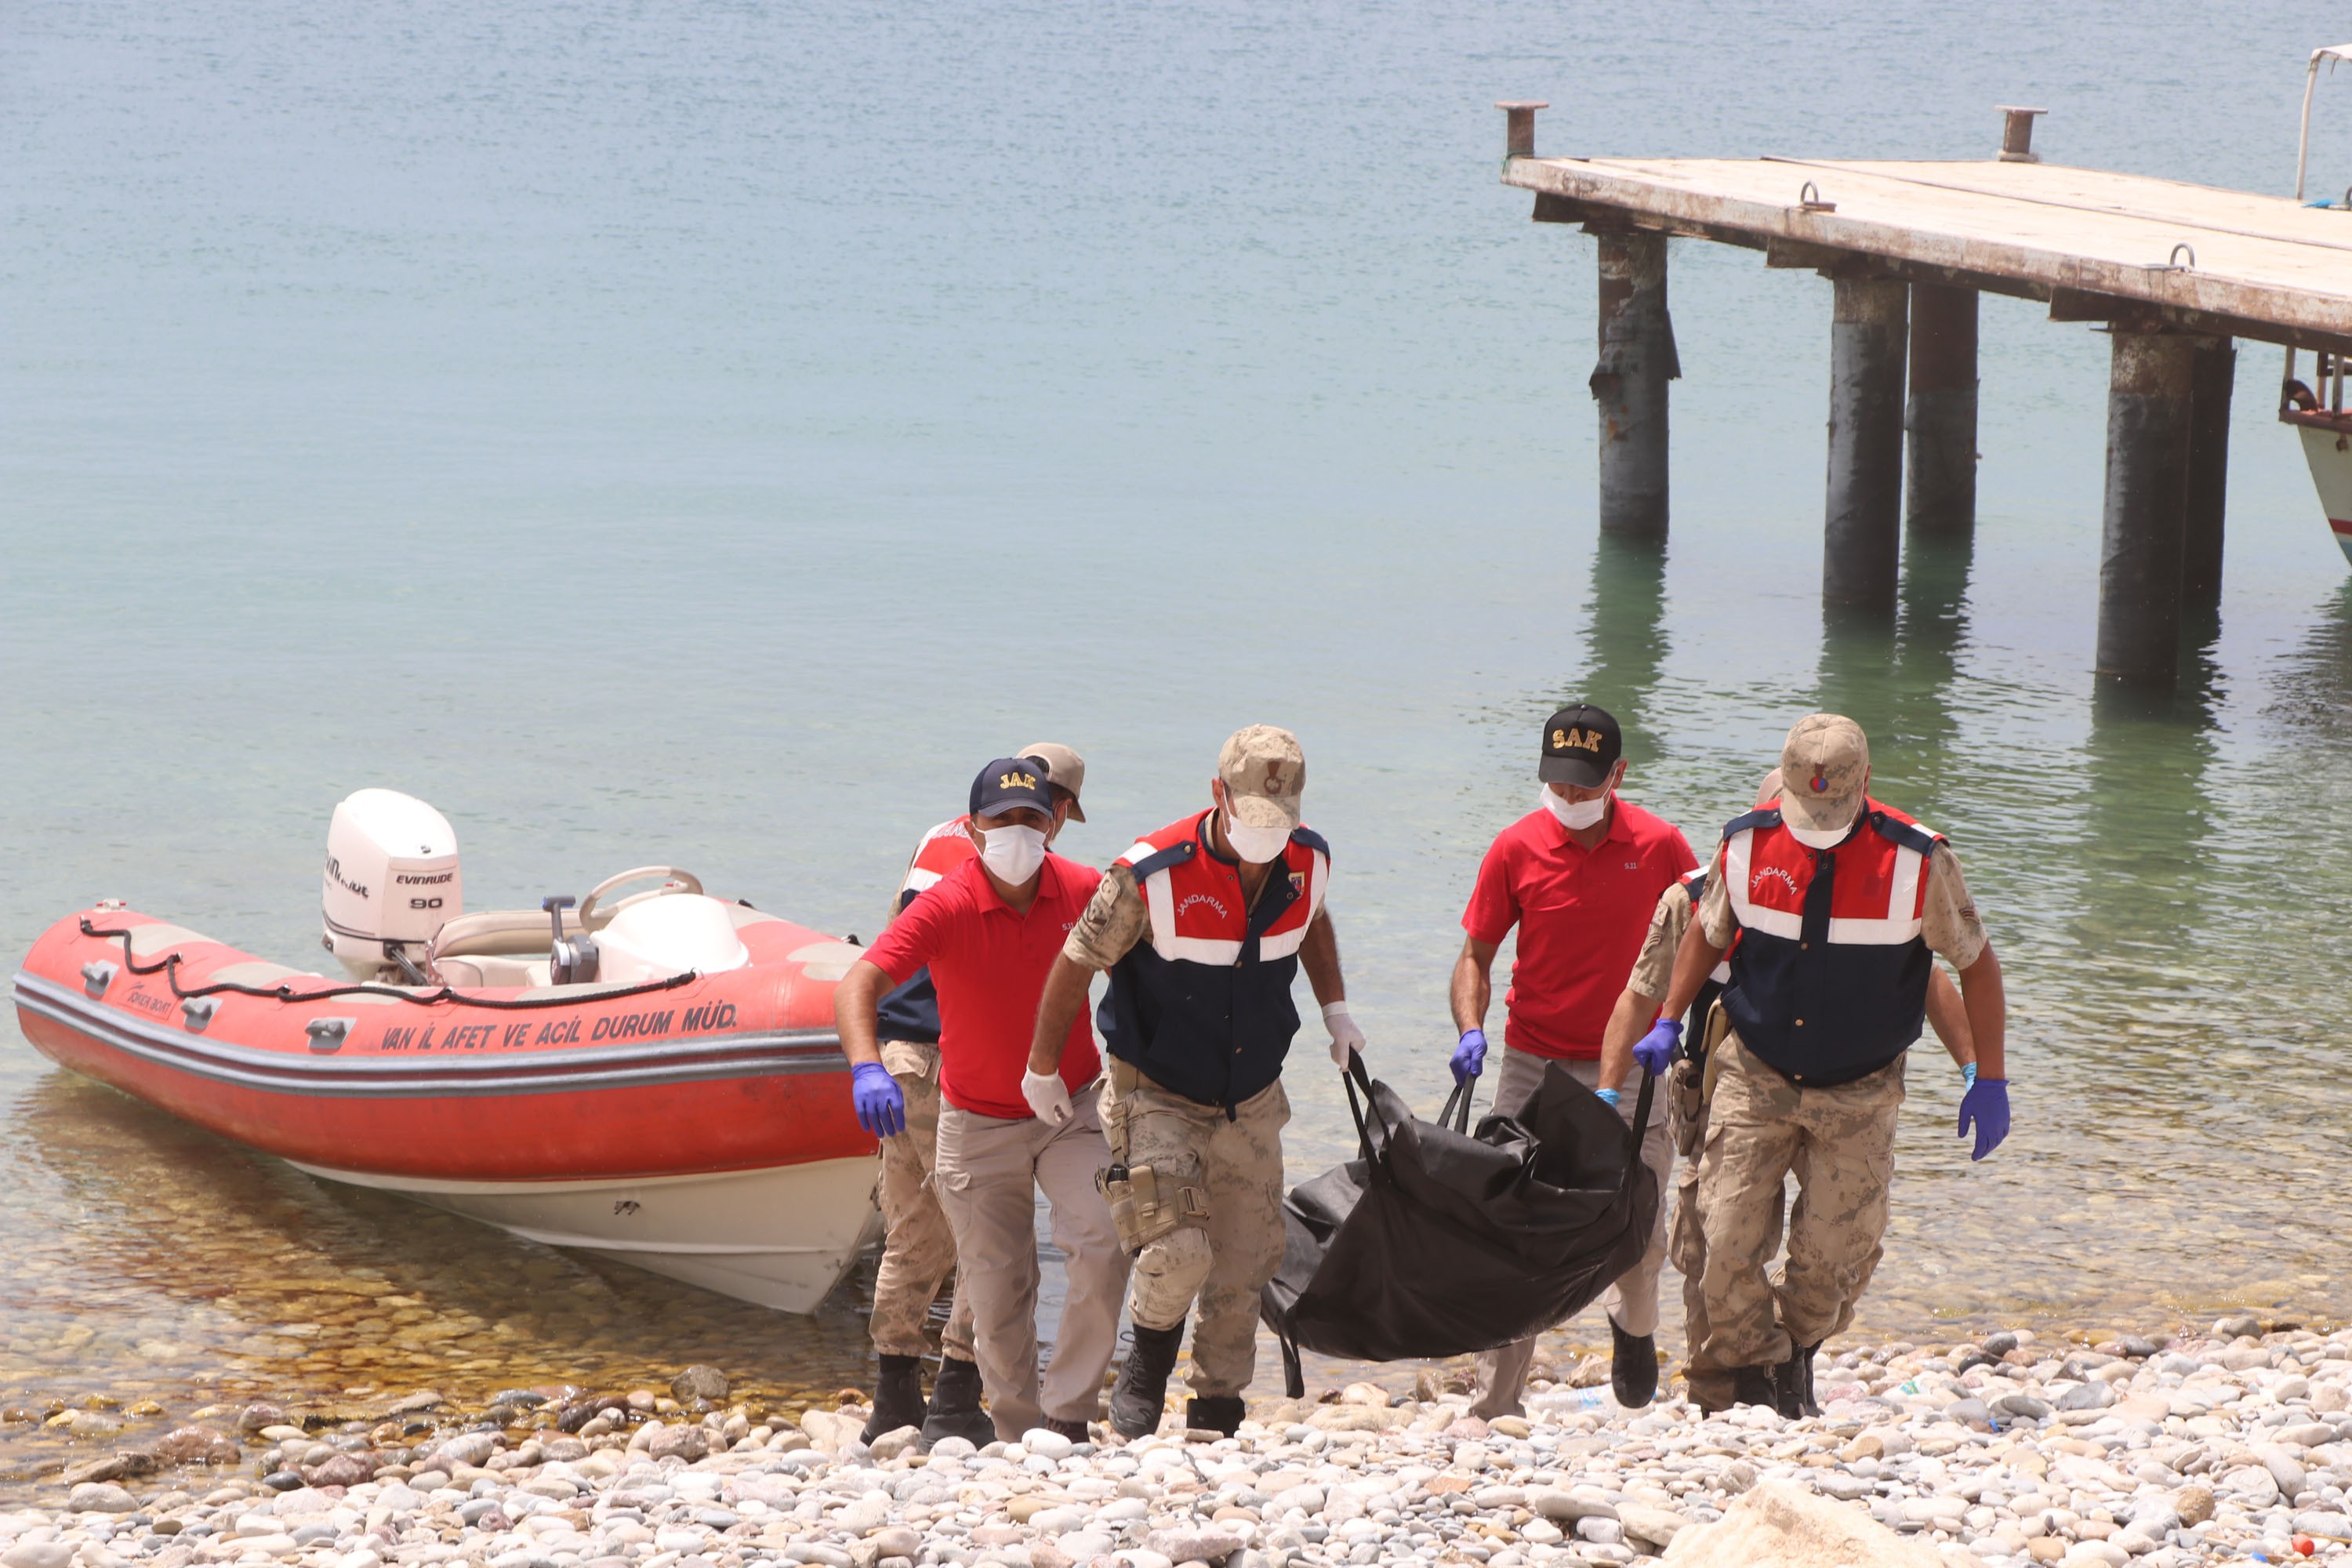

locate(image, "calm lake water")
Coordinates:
6 0 2352 1486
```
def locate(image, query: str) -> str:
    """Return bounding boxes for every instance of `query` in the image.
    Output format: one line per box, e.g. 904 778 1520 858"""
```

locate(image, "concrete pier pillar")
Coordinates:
2181 336 2237 615
1592 230 1674 538
1904 283 1978 535
2094 330 2198 685
1824 277 1909 609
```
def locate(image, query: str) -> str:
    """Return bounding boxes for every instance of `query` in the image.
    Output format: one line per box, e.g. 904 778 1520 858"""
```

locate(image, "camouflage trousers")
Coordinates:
868 1040 976 1362
1695 1033 1904 1370
1666 1040 1731 1409
1098 1059 1289 1401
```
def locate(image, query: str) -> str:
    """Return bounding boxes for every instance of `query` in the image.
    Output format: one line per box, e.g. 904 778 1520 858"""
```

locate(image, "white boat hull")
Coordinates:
290 1153 883 1312
2296 420 2352 566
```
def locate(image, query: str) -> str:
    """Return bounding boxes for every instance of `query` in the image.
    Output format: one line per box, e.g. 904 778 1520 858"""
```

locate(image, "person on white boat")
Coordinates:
855 743 1087 1446
836 757 1128 1443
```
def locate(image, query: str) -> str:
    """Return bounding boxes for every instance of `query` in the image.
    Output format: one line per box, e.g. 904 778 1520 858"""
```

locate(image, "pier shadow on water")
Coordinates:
1581 533 1671 767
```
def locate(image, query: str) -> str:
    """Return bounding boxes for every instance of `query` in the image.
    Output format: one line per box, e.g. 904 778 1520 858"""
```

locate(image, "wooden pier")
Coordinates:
1495 103 2352 687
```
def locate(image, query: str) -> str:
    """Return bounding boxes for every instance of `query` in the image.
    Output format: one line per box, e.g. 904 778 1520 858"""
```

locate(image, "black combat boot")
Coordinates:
1609 1316 1659 1410
1185 1396 1245 1436
1688 1372 1740 1417
1729 1363 1780 1411
1108 1323 1185 1439
1040 1416 1090 1443
861 1353 927 1443
919 1356 996 1449
1776 1340 1823 1419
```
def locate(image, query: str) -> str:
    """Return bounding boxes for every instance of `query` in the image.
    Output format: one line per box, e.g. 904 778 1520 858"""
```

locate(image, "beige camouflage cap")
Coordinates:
1017 741 1087 822
1779 714 1869 832
1217 725 1305 830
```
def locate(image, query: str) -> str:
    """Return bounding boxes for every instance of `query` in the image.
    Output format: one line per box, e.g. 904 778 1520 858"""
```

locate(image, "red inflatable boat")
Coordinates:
11 791 879 1312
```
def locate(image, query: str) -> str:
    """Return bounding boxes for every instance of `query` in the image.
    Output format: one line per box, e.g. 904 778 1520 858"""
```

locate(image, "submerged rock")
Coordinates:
670 1365 730 1403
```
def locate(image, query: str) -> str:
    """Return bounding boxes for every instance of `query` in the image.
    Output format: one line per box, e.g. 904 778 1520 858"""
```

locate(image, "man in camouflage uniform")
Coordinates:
1027 726 1365 1439
862 743 1087 1445
1638 717 2012 1416
1595 768 1979 1413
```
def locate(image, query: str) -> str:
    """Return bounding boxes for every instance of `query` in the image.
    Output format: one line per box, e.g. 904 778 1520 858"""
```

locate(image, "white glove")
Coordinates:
1022 1068 1073 1127
1322 1000 1366 1068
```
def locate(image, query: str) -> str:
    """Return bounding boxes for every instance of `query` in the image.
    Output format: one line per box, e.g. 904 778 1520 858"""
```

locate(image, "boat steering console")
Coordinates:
541 868 704 985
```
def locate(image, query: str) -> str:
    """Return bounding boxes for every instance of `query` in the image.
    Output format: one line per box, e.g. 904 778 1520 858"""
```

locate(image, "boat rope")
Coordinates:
78 919 702 1010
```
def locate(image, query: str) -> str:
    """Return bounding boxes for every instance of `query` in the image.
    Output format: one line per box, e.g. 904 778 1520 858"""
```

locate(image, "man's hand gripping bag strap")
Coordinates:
1267 1057 1653 1397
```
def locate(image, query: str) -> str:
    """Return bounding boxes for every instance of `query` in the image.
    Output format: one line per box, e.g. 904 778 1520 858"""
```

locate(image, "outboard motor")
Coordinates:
322 789 462 981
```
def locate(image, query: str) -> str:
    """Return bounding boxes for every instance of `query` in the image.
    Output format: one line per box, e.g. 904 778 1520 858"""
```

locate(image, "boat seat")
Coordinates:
431 909 576 960
429 898 775 989
434 953 554 989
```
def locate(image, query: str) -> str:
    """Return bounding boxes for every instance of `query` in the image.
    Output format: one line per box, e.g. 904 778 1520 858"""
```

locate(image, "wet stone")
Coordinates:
301 1451 379 1487
670 1366 729 1403
558 1396 625 1432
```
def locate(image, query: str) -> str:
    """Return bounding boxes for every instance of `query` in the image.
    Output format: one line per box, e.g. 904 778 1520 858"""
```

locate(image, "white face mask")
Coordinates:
978 824 1047 884
1785 815 1857 851
1540 785 1609 831
1221 813 1293 865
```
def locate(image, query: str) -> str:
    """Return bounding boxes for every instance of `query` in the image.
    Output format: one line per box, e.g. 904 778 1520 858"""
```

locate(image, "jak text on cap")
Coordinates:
1539 704 1621 789
971 757 1056 821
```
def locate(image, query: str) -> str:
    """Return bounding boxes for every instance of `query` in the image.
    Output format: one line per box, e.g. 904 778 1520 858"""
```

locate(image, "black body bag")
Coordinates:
1258 1054 1659 1397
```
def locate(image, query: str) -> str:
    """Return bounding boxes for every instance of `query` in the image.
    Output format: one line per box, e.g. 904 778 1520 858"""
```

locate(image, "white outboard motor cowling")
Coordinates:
323 789 462 979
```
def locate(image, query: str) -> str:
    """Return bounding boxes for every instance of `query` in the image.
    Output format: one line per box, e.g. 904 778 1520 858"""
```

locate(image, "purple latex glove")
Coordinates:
1450 1028 1486 1084
1632 1017 1682 1076
1957 1076 2009 1161
851 1061 906 1138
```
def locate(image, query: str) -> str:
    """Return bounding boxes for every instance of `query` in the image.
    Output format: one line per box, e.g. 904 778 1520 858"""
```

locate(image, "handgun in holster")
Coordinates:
1096 1162 1209 1257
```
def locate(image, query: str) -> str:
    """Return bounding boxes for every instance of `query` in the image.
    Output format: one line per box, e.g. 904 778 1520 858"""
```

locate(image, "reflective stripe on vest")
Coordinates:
1098 811 1333 1111
1716 799 1944 1086
1116 813 1329 966
876 818 980 1045
1722 816 1929 946
898 817 977 908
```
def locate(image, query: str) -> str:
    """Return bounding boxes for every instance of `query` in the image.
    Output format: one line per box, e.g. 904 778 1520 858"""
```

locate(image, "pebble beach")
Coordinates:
10 1316 2352 1568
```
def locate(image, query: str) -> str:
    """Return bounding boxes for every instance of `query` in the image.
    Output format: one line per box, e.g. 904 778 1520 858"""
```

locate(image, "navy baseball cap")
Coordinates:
970 757 1056 819
1538 704 1622 787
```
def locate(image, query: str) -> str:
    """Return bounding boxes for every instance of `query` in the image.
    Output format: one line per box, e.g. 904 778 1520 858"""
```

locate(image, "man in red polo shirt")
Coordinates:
1450 704 1697 1418
835 757 1129 1443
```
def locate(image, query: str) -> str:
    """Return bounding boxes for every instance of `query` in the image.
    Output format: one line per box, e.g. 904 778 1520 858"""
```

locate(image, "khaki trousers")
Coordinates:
934 1092 1130 1437
1696 1033 1904 1370
868 1040 976 1362
1099 1062 1290 1400
1471 1047 1671 1420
